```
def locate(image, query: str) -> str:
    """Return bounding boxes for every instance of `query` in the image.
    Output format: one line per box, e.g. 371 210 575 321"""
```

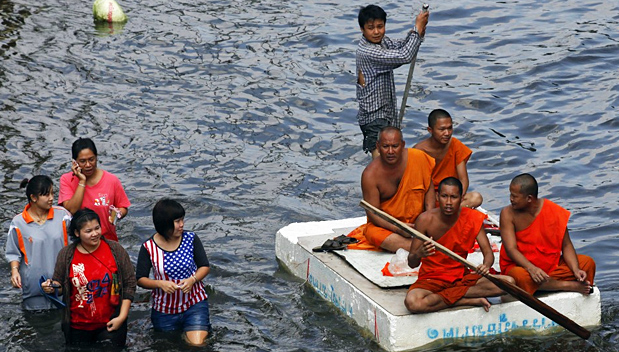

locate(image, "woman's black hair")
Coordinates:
152 199 185 240
71 138 98 160
20 175 54 203
69 208 100 241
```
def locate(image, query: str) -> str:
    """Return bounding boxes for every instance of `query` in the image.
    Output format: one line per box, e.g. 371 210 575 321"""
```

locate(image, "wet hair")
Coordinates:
428 109 452 128
152 198 186 240
511 173 538 198
358 5 387 28
438 177 463 196
71 138 98 160
69 208 100 241
377 126 403 143
20 175 53 203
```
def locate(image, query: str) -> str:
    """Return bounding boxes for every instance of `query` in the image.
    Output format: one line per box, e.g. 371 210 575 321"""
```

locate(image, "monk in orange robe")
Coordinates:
499 173 595 295
349 126 435 253
405 177 514 313
414 109 482 208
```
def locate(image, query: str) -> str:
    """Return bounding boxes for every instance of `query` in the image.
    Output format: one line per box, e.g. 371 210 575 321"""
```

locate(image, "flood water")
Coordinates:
1 0 618 351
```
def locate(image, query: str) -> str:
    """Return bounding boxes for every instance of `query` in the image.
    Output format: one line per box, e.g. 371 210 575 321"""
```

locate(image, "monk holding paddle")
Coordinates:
414 109 483 208
500 173 596 295
405 177 514 313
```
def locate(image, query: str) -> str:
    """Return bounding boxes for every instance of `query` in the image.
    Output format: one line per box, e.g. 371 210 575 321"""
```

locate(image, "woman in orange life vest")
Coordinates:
5 175 71 310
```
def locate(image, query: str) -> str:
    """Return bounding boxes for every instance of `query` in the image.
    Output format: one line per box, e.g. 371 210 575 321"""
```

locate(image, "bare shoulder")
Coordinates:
413 138 430 151
415 208 438 226
499 205 513 219
361 159 379 180
499 206 517 230
361 159 381 190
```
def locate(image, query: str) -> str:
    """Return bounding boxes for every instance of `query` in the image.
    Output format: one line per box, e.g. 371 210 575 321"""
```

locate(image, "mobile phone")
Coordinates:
72 159 82 174
110 209 118 225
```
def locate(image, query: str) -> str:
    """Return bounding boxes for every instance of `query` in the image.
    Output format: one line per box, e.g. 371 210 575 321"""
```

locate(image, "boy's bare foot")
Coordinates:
459 297 491 312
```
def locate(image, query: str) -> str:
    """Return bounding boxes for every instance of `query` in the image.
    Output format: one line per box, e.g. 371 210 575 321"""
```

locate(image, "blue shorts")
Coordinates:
151 299 212 333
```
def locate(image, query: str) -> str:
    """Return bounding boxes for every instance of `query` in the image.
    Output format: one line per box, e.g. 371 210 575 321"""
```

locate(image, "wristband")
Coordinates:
78 183 86 187
192 275 198 284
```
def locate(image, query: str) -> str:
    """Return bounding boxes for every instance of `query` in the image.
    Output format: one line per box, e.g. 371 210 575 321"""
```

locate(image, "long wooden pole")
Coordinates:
397 3 429 127
359 200 591 339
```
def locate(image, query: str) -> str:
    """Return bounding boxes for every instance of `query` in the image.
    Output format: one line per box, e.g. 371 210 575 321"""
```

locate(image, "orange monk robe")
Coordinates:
408 208 487 305
499 199 596 294
348 149 434 250
431 137 471 190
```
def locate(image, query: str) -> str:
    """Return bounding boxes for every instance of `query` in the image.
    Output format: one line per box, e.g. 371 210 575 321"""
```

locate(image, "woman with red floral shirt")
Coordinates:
42 208 136 348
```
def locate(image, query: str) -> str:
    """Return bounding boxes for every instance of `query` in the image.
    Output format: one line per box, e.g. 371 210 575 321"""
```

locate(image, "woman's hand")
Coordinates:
106 316 126 332
71 160 86 182
11 269 22 289
177 277 196 294
158 280 181 294
41 279 61 294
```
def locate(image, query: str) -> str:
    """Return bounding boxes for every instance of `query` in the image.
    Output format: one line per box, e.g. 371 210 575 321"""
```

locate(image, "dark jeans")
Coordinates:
66 320 127 350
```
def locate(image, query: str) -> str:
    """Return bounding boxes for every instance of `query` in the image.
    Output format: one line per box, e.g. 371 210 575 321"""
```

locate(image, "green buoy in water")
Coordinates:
93 0 127 23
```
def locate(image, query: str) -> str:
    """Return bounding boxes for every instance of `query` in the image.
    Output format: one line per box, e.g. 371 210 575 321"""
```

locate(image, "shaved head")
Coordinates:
428 109 452 128
438 177 463 196
511 173 538 198
378 126 403 143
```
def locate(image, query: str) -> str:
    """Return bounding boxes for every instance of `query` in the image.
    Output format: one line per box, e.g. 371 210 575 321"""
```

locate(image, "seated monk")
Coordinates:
405 177 514 313
414 109 483 208
353 126 435 253
499 173 596 295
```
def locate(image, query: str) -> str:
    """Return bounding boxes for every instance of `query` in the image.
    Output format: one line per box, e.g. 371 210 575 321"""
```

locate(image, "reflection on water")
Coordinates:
93 20 127 37
0 0 618 351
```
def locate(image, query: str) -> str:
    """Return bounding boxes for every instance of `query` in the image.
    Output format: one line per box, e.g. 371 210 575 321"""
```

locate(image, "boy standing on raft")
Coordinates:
356 4 429 158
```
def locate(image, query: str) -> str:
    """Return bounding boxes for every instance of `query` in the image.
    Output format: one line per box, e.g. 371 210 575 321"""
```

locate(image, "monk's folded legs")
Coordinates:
405 288 450 313
405 274 512 314
462 191 483 208
405 288 492 313
463 275 514 298
380 233 413 253
506 254 596 295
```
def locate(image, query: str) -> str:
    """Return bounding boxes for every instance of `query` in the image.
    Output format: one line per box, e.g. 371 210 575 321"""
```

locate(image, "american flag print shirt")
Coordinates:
143 231 208 314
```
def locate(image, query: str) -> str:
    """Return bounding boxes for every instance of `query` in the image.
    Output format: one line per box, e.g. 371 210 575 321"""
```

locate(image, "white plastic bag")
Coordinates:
387 248 418 276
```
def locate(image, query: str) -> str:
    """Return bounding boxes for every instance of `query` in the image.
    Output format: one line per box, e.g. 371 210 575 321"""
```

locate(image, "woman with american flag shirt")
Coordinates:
136 199 211 346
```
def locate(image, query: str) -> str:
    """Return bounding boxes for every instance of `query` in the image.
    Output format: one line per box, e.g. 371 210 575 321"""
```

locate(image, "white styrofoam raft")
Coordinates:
275 218 602 352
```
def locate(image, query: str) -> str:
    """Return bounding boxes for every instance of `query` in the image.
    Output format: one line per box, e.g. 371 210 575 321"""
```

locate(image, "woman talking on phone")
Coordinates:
59 138 131 242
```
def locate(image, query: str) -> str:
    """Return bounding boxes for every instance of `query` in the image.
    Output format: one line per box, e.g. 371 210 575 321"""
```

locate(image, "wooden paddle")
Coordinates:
359 200 591 340
397 3 429 127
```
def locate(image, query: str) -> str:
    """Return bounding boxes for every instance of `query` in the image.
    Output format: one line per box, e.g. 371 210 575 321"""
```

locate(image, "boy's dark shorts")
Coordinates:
361 118 390 153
